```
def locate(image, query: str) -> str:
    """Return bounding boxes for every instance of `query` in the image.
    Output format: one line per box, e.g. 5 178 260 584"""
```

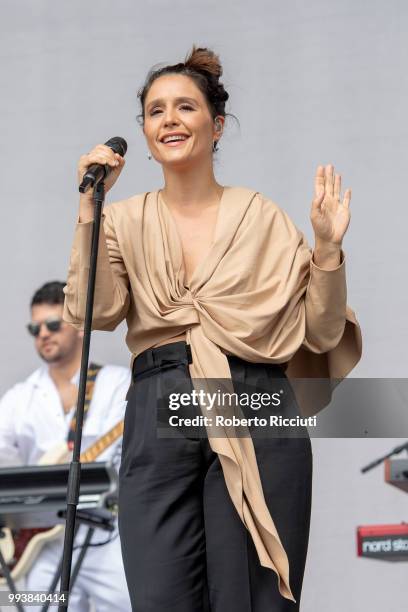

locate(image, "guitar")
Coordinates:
0 419 123 584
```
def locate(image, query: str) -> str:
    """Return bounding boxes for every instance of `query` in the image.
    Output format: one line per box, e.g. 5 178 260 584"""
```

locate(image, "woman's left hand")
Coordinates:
310 165 351 245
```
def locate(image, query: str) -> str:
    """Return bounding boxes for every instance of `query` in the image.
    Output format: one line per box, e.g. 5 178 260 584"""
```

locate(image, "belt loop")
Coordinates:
186 343 193 364
131 357 137 380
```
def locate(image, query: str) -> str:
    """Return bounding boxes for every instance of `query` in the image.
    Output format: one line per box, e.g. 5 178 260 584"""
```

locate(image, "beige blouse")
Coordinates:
63 186 362 602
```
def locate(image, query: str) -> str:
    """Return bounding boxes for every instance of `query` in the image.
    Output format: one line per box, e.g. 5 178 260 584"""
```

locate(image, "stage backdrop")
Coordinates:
1 1 407 610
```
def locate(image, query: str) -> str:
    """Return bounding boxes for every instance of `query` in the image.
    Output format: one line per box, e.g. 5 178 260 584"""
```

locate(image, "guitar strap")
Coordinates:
67 363 103 450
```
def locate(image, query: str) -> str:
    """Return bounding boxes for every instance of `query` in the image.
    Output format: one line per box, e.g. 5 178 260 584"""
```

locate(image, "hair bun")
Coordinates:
184 45 223 79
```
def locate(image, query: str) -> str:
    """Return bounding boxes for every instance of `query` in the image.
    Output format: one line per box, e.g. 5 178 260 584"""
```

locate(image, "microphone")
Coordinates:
79 136 128 193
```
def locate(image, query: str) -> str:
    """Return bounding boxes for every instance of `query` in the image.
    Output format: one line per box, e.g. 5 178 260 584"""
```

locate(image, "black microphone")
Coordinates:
79 136 128 193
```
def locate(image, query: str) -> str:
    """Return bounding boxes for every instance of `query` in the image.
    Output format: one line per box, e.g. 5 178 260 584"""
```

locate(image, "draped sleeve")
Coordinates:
63 204 130 331
283 229 362 415
256 195 362 415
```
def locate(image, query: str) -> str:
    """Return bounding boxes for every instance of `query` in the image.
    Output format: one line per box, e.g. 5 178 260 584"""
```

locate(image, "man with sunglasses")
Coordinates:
0 281 132 611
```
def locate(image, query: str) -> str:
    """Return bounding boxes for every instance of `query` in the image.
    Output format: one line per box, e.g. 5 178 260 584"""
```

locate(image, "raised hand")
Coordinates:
310 165 351 246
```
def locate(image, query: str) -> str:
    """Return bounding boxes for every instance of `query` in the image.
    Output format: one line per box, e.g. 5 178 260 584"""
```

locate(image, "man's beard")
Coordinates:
39 345 65 363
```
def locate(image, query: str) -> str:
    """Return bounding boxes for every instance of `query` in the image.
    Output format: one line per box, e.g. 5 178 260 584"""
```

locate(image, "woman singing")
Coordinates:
63 45 362 611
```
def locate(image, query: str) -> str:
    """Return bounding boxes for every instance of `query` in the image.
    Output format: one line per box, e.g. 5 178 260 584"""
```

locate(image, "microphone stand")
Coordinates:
361 440 408 474
58 180 105 610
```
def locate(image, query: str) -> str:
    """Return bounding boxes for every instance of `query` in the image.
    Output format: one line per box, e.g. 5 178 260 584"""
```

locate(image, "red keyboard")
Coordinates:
357 523 408 560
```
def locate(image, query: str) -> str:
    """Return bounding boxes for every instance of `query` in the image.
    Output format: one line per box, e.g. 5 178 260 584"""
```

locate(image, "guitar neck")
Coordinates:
79 420 124 463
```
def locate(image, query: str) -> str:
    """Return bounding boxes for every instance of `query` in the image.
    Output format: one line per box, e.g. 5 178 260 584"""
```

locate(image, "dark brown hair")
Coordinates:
137 45 237 151
31 281 66 307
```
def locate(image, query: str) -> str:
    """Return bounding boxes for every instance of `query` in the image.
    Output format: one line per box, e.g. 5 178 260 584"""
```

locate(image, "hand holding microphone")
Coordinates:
78 137 127 222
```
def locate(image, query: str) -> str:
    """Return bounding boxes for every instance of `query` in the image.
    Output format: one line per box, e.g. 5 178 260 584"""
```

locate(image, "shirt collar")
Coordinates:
33 364 80 388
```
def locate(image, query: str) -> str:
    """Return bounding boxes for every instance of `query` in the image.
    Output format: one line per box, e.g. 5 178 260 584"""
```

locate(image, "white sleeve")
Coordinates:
95 366 131 470
0 388 25 466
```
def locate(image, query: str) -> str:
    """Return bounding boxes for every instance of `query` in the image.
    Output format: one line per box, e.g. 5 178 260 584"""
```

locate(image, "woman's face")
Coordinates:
143 74 224 168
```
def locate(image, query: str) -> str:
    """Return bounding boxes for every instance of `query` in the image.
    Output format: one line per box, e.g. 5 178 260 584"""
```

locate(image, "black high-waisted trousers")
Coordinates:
118 341 312 612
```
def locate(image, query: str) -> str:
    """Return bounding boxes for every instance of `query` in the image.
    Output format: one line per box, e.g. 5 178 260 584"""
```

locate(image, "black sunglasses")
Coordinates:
27 317 63 337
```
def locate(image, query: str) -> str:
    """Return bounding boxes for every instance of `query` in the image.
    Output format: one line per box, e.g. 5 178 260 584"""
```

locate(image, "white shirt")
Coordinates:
0 363 133 604
0 363 131 468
